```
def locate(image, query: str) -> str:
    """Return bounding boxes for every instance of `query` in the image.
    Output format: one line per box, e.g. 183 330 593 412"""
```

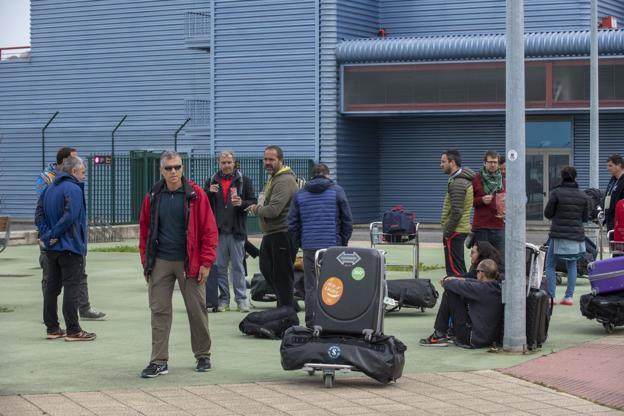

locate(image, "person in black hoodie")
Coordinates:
204 151 257 312
544 166 589 306
420 259 502 348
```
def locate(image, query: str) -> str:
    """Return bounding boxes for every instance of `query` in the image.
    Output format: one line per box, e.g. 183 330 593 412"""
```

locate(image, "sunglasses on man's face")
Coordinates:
163 165 183 172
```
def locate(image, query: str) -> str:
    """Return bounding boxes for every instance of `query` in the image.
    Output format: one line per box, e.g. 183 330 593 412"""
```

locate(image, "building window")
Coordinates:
341 59 624 113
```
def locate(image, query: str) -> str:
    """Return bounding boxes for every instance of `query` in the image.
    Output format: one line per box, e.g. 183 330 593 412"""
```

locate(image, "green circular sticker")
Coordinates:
351 267 366 281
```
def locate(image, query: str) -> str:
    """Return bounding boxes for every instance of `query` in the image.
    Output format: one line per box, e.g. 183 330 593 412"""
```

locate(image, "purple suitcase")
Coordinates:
587 257 624 295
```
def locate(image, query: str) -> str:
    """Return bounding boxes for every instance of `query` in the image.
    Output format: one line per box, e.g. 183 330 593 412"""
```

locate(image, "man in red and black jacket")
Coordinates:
138 151 218 378
472 150 505 259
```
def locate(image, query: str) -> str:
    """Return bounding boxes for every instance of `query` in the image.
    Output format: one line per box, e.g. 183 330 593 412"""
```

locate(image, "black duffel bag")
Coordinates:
386 279 439 312
250 272 305 302
580 292 624 327
280 326 406 384
239 306 299 339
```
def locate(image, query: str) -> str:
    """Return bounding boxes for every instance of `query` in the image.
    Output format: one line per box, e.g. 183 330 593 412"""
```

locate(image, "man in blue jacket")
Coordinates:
36 156 96 341
288 163 353 327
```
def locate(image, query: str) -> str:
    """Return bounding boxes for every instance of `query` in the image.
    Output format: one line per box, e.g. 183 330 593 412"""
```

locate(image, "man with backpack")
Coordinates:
440 149 475 276
288 163 353 327
35 147 107 321
204 150 256 312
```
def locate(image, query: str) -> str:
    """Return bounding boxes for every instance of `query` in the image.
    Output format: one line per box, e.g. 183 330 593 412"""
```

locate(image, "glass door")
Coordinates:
525 150 571 222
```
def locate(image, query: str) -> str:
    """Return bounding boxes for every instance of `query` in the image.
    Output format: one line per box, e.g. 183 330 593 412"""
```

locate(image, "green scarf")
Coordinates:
480 166 503 194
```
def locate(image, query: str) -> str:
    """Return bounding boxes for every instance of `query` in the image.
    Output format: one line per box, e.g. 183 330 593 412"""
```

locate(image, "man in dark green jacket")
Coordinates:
440 149 475 276
249 145 298 307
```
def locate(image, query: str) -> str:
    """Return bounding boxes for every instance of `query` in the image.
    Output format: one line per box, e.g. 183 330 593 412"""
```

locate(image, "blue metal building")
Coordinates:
1 0 624 224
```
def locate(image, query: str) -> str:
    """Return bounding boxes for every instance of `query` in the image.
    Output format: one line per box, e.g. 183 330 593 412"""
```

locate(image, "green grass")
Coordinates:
89 245 139 253
386 262 444 272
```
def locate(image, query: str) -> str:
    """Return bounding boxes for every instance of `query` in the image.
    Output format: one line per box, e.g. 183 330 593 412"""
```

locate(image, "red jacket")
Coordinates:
472 172 505 230
139 178 218 278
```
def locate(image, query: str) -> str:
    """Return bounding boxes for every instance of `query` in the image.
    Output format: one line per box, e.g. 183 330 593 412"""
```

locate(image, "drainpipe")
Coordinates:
111 115 127 225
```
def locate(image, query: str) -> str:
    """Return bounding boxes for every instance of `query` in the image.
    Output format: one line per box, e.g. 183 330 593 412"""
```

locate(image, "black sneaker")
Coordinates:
141 362 168 378
419 333 449 347
196 357 211 372
46 329 66 340
80 308 108 321
65 330 97 342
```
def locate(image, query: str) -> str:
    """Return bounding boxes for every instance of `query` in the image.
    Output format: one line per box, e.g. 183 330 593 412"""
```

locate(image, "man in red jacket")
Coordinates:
472 150 505 258
138 151 218 378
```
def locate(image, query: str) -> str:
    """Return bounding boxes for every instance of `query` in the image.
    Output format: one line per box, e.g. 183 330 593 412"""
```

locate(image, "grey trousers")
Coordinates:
215 233 247 306
148 258 211 365
40 250 91 313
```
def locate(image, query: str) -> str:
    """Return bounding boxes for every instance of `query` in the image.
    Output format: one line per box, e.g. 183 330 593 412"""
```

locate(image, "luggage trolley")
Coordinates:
608 230 624 256
369 221 420 278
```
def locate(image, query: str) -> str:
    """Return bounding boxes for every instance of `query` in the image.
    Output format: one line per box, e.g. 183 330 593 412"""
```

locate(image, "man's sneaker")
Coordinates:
237 302 250 313
65 330 97 342
141 362 168 378
196 357 211 372
80 308 108 321
419 333 449 347
560 297 574 306
46 329 66 340
216 304 229 312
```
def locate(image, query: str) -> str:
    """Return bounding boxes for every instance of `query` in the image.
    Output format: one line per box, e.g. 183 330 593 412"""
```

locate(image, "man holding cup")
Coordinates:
205 150 257 312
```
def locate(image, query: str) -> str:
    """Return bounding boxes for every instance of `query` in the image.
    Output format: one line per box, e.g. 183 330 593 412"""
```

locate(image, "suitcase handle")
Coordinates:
314 249 327 277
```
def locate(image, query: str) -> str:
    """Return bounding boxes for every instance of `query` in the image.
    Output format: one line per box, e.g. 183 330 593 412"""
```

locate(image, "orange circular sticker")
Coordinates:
321 277 344 306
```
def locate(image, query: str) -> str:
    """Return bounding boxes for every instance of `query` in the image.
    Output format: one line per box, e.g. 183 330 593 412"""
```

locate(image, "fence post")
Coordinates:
87 156 93 223
174 117 191 151
41 112 59 170
111 115 127 225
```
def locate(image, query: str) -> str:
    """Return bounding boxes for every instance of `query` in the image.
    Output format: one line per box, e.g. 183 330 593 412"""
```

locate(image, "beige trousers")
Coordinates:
148 258 211 365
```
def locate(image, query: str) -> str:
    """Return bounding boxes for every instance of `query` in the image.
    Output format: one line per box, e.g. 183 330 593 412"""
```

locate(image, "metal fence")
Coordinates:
85 152 314 225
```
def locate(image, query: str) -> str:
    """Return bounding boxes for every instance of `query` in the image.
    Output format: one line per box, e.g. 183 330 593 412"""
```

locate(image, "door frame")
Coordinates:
526 148 572 224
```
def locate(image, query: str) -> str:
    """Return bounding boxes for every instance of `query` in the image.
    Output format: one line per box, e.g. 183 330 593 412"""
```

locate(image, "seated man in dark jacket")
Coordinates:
420 259 502 348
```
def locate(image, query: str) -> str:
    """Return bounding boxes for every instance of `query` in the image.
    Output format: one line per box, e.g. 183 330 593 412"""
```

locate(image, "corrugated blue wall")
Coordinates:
599 0 624 21
379 0 589 37
0 0 211 218
212 0 318 155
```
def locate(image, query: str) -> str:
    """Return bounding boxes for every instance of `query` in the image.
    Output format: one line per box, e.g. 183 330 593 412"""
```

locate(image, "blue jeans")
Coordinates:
215 233 247 306
545 239 577 299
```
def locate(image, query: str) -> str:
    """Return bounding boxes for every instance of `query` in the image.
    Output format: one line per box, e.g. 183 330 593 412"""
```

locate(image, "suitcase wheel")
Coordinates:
603 323 615 334
323 373 334 388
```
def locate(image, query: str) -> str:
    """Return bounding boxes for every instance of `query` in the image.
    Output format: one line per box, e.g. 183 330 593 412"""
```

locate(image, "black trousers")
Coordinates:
473 228 505 266
259 232 296 307
434 290 471 346
443 233 467 276
43 251 84 334
40 249 91 313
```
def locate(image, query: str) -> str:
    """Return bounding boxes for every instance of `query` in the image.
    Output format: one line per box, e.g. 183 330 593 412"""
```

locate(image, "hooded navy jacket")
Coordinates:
288 176 353 250
36 171 87 256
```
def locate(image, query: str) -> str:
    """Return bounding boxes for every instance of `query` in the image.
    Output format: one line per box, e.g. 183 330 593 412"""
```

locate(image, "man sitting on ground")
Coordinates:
420 259 503 348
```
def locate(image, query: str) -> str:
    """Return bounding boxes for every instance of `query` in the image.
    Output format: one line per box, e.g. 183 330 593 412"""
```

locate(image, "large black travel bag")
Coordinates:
526 288 551 350
314 247 386 339
249 272 305 303
385 279 438 312
280 326 406 384
239 306 299 339
205 265 220 311
580 291 624 333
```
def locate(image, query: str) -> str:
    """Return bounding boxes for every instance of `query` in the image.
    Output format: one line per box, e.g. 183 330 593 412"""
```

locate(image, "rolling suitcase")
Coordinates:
587 256 624 295
526 288 551 350
580 291 624 333
205 265 219 311
280 326 406 384
385 279 438 312
314 247 385 340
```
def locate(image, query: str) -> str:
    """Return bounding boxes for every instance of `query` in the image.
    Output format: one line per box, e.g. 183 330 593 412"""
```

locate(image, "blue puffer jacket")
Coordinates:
36 172 88 256
288 176 353 250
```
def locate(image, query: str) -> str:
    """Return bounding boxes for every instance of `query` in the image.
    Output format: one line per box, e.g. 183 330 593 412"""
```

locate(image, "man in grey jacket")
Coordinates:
249 145 298 307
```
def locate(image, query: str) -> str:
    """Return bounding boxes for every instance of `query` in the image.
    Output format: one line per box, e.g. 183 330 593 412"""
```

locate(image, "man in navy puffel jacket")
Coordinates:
36 156 96 342
288 163 353 327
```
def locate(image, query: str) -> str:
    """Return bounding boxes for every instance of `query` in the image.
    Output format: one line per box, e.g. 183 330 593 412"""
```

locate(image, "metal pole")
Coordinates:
174 117 191 151
111 115 127 225
41 111 59 170
589 0 599 188
503 0 527 353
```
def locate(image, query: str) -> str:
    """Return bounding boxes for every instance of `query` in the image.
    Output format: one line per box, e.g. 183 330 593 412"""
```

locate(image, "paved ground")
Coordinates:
0 238 622 415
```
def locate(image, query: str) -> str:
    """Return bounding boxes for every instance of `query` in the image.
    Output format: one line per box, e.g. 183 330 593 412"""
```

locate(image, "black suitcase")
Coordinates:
250 272 305 302
205 265 220 311
580 291 624 333
385 279 439 312
239 306 299 339
280 326 406 384
526 288 551 350
314 247 385 339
